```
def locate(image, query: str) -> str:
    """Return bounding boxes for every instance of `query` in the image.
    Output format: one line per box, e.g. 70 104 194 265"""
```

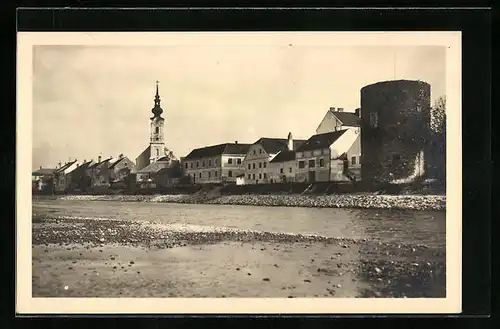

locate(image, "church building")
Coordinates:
135 81 168 171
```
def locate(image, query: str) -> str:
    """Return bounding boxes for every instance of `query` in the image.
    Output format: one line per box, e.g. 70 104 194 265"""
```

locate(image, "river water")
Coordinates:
32 200 446 247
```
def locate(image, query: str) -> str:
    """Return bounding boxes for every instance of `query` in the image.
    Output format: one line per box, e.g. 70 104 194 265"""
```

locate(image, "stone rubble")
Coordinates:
49 193 445 211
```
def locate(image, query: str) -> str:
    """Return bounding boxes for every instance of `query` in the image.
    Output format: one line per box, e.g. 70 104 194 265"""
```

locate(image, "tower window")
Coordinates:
155 127 159 134
369 112 379 128
156 149 159 156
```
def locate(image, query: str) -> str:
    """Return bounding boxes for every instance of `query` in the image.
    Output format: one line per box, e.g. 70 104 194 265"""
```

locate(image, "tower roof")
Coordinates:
151 80 164 120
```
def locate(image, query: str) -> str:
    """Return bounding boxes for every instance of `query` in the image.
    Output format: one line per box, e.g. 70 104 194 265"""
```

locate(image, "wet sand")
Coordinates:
32 215 445 298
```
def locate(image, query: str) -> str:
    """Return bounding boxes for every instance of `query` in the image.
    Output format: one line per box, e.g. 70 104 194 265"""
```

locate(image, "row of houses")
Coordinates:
32 154 138 193
33 79 437 192
181 107 362 185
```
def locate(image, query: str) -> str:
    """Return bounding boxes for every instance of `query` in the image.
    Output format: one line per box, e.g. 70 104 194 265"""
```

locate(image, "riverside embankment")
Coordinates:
33 193 445 211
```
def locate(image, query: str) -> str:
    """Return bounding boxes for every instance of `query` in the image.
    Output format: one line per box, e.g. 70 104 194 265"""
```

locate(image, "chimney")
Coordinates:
355 108 361 118
119 153 124 159
98 156 102 163
329 107 336 112
235 141 238 144
287 132 293 151
337 108 344 112
58 162 61 168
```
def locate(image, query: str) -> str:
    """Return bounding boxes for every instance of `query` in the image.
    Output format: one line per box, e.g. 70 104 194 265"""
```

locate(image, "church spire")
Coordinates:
151 80 164 120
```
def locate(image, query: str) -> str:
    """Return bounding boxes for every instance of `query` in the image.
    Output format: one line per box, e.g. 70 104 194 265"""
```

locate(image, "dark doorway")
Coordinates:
308 171 316 183
343 159 349 172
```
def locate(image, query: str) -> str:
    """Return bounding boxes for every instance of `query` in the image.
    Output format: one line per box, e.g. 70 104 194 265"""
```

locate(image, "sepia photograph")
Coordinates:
17 31 461 314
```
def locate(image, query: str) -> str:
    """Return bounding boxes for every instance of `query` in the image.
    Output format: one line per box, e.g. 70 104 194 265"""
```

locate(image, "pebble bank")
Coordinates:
37 193 446 211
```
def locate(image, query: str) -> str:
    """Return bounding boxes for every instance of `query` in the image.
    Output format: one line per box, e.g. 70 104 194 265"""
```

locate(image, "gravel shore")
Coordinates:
34 193 445 211
32 214 446 298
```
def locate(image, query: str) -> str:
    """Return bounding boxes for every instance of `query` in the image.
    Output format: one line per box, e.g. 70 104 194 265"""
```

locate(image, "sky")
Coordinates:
32 44 446 170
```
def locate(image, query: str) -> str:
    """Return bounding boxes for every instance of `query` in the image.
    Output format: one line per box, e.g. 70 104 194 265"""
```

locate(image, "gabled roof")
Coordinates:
330 110 360 127
109 157 125 170
54 160 78 173
88 157 112 169
184 143 252 160
253 138 306 155
32 168 56 176
295 129 348 152
137 160 171 174
269 149 296 163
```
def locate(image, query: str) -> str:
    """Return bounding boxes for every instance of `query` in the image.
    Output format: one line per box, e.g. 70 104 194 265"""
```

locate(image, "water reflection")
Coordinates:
33 200 445 247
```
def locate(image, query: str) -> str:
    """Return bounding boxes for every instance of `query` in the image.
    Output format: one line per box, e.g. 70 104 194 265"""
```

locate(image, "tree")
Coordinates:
431 95 446 135
163 147 177 161
429 96 446 182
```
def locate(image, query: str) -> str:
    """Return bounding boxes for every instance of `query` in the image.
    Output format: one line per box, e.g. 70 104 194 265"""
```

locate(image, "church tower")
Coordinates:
149 81 165 163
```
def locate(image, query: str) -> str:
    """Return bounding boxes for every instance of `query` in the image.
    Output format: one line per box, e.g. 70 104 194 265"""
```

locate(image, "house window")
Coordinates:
209 159 212 166
263 162 267 168
184 162 188 169
252 174 256 180
253 150 256 155
280 168 284 174
259 163 262 168
298 161 305 169
199 172 202 178
190 162 193 169
228 170 233 177
351 156 356 165
214 171 218 177
259 149 262 154
248 174 251 179
237 159 242 165
319 159 325 167
202 160 205 167
289 167 292 173
196 161 199 168
228 158 233 164
369 112 379 128
248 164 251 170
208 172 211 178
296 152 303 159
252 163 256 169
259 173 262 179
308 160 316 168
263 173 267 179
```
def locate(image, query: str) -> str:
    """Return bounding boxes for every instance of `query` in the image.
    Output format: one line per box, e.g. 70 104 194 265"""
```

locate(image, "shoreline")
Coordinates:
33 193 446 211
32 215 446 298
